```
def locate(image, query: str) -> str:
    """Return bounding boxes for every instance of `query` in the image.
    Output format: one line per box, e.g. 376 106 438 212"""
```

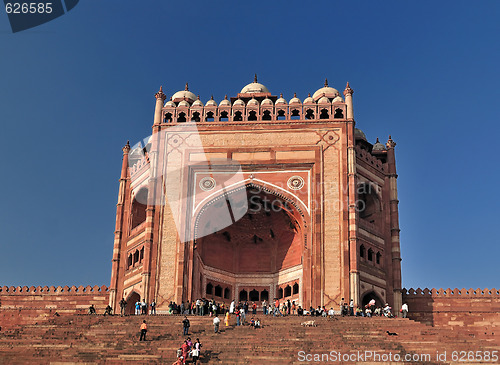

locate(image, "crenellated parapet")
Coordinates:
403 287 500 297
0 284 109 295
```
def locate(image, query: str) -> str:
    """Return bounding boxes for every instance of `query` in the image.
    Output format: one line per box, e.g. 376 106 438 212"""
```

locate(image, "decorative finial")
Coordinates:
324 78 328 87
280 93 283 98
197 94 200 100
343 81 353 96
254 73 258 83
224 94 228 100
123 140 131 153
308 92 311 97
294 92 297 97
376 137 380 143
185 82 189 91
386 135 396 148
210 95 214 100
155 85 166 100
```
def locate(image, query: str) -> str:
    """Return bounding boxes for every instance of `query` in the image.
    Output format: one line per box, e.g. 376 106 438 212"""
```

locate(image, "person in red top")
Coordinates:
252 302 257 314
181 340 190 364
139 320 147 341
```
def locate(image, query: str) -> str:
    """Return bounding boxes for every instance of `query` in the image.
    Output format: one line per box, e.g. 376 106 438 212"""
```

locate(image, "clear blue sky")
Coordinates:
1 1 499 290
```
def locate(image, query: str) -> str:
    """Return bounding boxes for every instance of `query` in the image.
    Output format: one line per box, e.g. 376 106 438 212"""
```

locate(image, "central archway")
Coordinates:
192 184 307 304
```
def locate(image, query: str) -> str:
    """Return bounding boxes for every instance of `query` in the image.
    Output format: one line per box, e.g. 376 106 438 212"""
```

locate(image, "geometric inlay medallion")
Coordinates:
199 177 216 191
287 176 305 190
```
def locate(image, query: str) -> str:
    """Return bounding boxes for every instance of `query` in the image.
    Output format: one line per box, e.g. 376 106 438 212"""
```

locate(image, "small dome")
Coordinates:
332 96 344 103
240 74 269 94
303 93 314 104
261 97 273 106
372 138 386 151
164 100 176 107
312 79 340 101
219 95 231 106
354 128 367 141
178 100 190 107
318 96 331 104
289 93 301 105
192 98 204 107
247 97 259 106
276 93 287 105
205 96 217 107
233 98 245 106
172 83 197 103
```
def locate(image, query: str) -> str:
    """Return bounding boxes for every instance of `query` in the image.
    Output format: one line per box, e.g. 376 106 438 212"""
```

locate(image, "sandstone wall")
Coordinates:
0 285 109 329
403 288 500 341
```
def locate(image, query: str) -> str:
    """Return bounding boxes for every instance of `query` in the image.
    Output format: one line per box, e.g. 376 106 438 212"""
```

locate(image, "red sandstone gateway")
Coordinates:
108 77 403 315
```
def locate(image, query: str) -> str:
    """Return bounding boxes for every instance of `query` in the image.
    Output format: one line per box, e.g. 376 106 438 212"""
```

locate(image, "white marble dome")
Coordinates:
313 79 340 101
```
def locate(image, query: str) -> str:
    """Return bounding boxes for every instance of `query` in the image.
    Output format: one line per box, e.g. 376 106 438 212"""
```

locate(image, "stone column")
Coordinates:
141 87 166 305
344 82 354 120
347 117 360 307
386 136 403 315
109 141 131 311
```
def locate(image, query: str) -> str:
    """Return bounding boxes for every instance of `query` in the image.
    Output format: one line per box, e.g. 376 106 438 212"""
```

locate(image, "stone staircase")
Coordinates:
0 313 498 364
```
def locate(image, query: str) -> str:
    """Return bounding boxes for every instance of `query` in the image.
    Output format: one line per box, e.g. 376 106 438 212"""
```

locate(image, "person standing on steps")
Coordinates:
192 338 202 365
213 313 220 333
139 320 147 341
401 303 409 318
119 298 127 316
150 299 156 315
349 299 354 316
225 311 230 327
182 316 190 336
181 340 190 364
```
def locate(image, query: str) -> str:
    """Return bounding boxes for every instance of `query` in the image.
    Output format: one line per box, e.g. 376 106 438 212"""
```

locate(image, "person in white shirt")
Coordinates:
401 303 409 318
213 314 221 333
229 300 235 314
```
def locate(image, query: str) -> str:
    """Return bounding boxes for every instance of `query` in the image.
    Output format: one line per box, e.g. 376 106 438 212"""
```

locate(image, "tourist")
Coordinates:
182 316 190 336
349 299 354 316
383 303 393 318
141 299 147 315
225 311 230 327
369 298 376 314
176 347 183 360
297 306 304 316
213 314 220 333
340 298 345 316
254 318 261 329
252 302 257 314
292 300 296 315
88 304 96 315
181 340 190 364
365 306 372 317
119 298 127 316
104 305 113 316
191 338 202 364
186 337 193 349
230 299 235 314
235 307 241 326
150 299 156 315
287 299 291 315
262 299 267 315
240 306 246 324
135 300 141 315
139 320 147 341
401 303 409 318
328 307 334 318
374 307 382 316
